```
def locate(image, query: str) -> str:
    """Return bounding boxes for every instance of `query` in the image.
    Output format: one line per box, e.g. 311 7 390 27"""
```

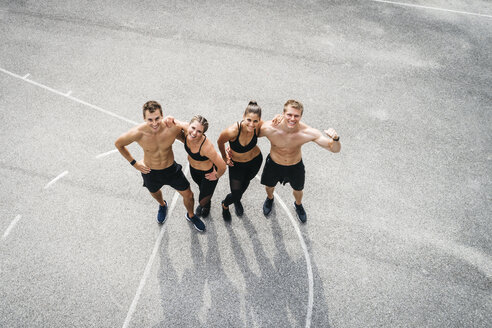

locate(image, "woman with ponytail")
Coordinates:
217 101 267 221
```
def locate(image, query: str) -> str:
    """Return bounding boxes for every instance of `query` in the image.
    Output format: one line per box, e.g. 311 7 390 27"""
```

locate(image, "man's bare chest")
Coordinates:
270 131 304 148
140 132 174 151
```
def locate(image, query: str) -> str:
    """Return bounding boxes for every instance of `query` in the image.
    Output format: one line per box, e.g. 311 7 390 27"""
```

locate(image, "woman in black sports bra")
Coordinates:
169 115 226 218
217 101 265 221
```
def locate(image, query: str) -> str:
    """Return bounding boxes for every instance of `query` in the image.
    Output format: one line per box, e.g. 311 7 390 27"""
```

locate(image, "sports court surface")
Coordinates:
1 1 491 327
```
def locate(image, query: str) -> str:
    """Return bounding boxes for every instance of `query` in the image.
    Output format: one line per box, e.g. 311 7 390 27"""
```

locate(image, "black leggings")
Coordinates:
223 153 263 206
189 165 218 207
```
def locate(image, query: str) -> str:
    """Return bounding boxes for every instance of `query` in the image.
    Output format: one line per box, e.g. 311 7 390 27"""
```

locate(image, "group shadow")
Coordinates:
154 209 331 327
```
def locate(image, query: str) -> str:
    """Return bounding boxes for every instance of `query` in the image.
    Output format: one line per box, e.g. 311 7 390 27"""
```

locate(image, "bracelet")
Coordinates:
130 159 136 166
333 136 340 142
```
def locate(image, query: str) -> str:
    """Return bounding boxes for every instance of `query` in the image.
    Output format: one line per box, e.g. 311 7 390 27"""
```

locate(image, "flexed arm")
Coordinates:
312 127 341 153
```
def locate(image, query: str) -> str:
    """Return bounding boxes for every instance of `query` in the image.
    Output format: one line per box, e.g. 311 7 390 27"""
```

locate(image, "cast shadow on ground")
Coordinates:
154 211 331 327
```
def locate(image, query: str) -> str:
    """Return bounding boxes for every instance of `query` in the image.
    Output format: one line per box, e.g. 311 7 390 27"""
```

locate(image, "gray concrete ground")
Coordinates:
0 1 491 327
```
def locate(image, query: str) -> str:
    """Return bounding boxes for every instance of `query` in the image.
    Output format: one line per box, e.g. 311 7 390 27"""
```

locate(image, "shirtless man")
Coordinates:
114 101 205 232
259 99 341 223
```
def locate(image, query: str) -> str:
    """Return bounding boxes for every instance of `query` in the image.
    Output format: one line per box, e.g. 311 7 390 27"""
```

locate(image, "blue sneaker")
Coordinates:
294 202 307 223
263 197 274 216
157 201 167 224
186 213 206 232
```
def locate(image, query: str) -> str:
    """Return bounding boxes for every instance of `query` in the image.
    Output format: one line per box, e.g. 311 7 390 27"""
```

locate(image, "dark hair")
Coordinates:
190 115 209 133
283 99 303 114
244 100 262 118
142 101 163 118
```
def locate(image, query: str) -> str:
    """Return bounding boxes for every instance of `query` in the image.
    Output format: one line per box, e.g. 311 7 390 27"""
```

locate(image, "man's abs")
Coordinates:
143 150 175 170
269 146 302 166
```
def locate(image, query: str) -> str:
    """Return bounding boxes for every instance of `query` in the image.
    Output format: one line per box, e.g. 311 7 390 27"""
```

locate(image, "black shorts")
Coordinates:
141 162 190 193
229 152 263 182
260 154 305 191
189 165 219 201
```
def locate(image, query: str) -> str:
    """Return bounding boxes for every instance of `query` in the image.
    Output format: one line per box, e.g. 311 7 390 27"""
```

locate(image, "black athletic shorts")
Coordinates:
260 154 305 191
141 161 190 193
229 152 263 182
189 165 219 201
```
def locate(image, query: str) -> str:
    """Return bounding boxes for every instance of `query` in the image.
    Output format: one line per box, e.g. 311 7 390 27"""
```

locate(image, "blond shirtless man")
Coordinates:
259 99 341 223
114 101 205 232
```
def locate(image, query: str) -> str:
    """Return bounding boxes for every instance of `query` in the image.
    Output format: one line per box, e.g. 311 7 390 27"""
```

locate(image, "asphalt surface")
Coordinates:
0 1 491 327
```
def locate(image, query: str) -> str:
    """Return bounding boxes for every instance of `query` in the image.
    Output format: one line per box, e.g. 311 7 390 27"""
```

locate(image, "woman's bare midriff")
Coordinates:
230 146 261 163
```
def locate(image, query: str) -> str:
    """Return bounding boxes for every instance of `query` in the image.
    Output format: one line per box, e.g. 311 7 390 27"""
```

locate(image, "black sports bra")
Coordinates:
229 121 258 153
185 135 209 161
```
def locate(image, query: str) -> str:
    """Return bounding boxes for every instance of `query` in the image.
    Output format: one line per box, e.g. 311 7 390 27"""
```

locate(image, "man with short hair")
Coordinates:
114 100 205 232
259 99 341 223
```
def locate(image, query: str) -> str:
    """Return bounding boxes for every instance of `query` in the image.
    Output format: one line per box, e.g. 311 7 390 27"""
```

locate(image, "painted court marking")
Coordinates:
122 166 190 328
0 67 139 125
2 215 22 240
44 171 68 189
96 149 119 159
370 0 492 18
255 175 314 328
275 191 314 328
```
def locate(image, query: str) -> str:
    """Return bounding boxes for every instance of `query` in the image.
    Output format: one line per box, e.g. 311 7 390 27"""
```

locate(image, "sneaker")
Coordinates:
195 205 203 217
186 213 206 232
222 201 231 222
263 197 274 216
157 201 168 224
294 202 307 223
234 200 244 216
201 202 211 218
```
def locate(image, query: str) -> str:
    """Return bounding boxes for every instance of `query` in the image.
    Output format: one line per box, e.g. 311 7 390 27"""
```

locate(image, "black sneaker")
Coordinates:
195 205 203 217
186 213 206 232
234 200 244 216
157 201 168 224
222 201 231 222
201 202 211 218
294 202 307 223
263 197 274 216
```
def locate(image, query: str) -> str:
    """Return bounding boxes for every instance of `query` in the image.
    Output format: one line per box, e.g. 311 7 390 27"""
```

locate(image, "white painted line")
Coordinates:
254 176 314 328
22 73 30 79
0 67 139 126
122 165 190 328
2 215 22 239
66 90 72 96
370 0 492 18
44 171 68 189
274 191 314 328
96 149 119 159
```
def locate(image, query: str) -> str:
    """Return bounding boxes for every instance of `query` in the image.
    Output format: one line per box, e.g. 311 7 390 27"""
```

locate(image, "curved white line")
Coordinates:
96 149 119 159
44 171 68 189
2 215 22 239
255 176 314 328
370 0 492 18
427 236 492 279
122 166 190 328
